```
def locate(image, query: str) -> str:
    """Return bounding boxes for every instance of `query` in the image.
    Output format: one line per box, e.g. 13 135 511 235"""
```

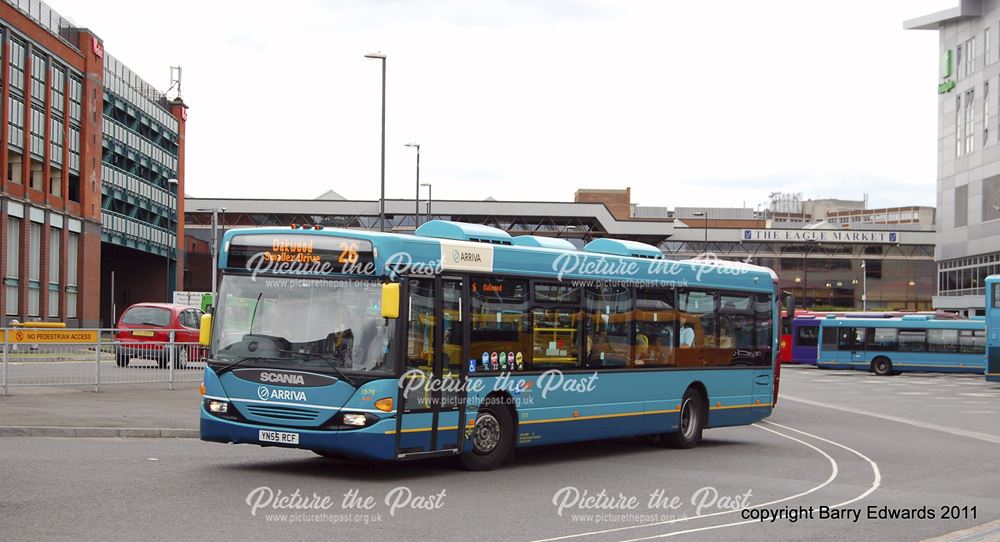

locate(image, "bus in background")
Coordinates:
817 315 985 376
985 275 1000 382
198 220 789 470
778 309 807 364
790 311 901 365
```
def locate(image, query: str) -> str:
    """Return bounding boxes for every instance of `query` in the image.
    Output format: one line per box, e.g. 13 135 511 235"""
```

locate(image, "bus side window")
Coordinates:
634 287 677 367
821 326 839 351
837 327 855 350
754 294 773 366
583 286 632 369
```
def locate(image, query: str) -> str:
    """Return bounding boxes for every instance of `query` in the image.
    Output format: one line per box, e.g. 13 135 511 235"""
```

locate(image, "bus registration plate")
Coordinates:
259 430 299 444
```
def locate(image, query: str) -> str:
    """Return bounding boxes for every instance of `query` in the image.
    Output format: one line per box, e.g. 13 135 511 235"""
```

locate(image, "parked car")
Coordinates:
114 303 205 369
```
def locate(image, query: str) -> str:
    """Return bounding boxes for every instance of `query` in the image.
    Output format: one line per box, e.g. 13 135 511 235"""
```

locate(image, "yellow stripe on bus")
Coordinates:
382 403 766 434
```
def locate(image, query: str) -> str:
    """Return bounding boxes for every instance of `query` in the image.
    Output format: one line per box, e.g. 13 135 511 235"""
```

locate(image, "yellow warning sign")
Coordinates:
5 329 99 343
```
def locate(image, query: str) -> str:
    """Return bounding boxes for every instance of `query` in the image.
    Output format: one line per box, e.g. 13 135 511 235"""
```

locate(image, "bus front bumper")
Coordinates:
200 409 398 461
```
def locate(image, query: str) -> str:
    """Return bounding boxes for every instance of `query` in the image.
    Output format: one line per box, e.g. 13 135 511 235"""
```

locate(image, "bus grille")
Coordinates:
244 404 321 421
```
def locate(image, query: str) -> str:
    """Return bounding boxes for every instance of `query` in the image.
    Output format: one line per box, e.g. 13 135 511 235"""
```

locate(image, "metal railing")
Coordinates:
1 328 205 395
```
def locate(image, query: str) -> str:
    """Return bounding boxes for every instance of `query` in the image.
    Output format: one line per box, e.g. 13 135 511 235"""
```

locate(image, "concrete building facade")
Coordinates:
907 0 1000 314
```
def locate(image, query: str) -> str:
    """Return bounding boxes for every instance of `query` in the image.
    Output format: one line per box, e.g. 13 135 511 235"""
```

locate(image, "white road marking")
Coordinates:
898 392 929 395
611 421 881 542
529 424 839 542
961 411 995 414
783 395 1000 445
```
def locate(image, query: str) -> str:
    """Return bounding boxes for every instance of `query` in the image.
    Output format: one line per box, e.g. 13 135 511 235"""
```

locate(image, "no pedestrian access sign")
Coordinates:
5 329 98 343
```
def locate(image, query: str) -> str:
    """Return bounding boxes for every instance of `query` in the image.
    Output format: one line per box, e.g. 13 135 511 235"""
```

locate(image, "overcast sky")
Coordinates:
52 0 954 209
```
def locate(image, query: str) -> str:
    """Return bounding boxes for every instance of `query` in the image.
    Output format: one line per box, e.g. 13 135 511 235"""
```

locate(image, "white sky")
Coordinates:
51 0 955 209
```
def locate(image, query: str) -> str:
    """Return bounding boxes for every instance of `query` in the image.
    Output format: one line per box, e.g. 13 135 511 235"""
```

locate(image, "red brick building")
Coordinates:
0 0 186 326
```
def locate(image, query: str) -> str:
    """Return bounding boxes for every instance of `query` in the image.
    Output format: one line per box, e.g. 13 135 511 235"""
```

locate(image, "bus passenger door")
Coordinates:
395 277 467 459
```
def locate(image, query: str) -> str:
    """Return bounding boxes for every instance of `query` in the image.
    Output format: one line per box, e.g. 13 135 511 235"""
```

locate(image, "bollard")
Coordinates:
95 330 102 392
168 330 175 391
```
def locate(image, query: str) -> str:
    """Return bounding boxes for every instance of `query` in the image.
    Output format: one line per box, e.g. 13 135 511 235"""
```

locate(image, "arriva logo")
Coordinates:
256 385 308 402
452 249 483 263
259 372 305 385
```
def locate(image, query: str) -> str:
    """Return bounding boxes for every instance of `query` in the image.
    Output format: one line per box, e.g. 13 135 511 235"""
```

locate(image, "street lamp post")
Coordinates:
908 280 916 310
691 211 708 254
365 52 387 232
420 183 432 223
405 143 420 228
861 260 868 311
196 207 225 304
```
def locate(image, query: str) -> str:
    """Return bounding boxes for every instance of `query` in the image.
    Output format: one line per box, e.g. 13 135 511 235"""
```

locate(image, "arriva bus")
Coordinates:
197 221 790 470
817 315 985 375
984 275 1000 382
788 311 936 365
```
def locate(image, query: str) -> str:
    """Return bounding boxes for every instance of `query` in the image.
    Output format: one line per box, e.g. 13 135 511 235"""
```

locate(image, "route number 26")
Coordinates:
339 242 360 264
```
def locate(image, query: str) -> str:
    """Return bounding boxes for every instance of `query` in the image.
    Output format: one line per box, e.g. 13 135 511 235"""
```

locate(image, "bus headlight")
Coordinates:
342 413 367 427
206 400 229 414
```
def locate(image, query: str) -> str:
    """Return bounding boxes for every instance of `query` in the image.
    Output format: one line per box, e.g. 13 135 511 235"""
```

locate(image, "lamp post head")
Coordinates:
420 183 431 188
364 52 386 59
405 142 420 149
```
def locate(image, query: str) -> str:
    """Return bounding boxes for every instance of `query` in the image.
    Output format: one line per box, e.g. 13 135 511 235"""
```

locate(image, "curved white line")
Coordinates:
763 421 881 508
529 423 839 542
612 422 882 542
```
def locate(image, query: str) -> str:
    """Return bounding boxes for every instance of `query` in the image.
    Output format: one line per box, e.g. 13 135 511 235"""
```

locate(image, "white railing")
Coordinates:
1 328 205 395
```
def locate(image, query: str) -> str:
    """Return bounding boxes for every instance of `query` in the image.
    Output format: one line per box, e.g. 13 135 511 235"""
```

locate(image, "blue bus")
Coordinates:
985 275 1000 382
817 315 985 375
198 221 788 469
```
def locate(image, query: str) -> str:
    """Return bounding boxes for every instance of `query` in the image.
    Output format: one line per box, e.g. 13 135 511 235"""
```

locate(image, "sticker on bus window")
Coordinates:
500 352 508 370
468 359 476 374
516 352 523 370
491 352 499 370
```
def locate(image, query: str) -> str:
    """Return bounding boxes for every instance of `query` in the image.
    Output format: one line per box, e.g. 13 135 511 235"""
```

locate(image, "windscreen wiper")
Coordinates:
274 349 356 388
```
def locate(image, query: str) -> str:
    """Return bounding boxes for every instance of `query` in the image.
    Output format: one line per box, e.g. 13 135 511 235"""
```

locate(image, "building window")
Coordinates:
50 64 64 114
8 37 25 93
956 94 963 157
957 44 964 78
29 105 45 158
967 37 976 76
983 175 1000 222
48 227 60 317
966 89 975 154
987 27 992 66
956 184 969 227
30 52 46 105
5 218 20 315
28 222 40 317
66 232 78 318
986 80 991 146
8 96 24 151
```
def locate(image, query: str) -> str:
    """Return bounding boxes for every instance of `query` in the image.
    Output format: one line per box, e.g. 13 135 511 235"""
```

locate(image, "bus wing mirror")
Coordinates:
199 313 213 346
785 294 796 319
381 283 401 319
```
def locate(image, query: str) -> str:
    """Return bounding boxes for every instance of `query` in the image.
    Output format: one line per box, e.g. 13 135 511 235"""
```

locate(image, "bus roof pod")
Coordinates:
414 220 513 245
510 235 577 250
584 238 662 259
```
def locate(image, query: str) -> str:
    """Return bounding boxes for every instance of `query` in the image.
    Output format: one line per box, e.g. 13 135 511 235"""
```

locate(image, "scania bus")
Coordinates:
198 220 789 469
816 315 985 375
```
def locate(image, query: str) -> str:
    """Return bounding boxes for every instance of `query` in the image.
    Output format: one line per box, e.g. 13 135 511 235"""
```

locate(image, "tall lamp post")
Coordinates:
420 183 432 223
908 280 916 310
405 143 420 228
365 52 387 232
691 211 709 254
196 207 225 304
861 260 868 311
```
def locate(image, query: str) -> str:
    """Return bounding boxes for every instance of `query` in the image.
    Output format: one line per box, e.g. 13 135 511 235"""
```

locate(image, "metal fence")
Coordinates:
1 328 205 395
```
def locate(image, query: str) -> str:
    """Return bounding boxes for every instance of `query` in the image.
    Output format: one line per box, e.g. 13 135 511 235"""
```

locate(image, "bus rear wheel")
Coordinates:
661 387 706 449
872 357 894 376
459 405 513 471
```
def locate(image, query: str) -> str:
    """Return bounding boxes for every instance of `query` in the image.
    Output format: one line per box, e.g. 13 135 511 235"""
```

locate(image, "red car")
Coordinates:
115 303 205 369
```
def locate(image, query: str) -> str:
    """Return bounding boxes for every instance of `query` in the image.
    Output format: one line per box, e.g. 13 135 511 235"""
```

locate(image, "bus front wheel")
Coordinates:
661 387 706 449
459 405 514 471
872 357 894 376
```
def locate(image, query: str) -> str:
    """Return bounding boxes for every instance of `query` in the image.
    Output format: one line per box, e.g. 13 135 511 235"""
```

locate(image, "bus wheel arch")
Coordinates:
871 356 894 376
660 384 707 449
459 391 516 471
